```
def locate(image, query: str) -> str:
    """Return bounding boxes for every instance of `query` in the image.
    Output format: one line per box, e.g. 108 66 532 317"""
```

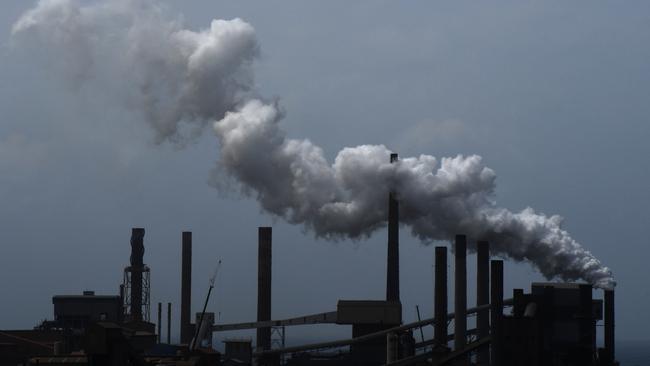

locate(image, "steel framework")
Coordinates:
122 265 151 322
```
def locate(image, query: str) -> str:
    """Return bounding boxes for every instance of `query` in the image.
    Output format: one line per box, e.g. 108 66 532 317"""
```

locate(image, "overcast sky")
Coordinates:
1 0 649 348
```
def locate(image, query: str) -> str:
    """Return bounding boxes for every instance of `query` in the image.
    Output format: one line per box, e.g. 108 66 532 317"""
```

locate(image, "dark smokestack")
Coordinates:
180 231 192 344
454 235 467 360
604 289 615 364
257 227 272 352
490 260 504 366
386 153 400 304
157 302 162 343
476 241 490 366
130 228 145 321
167 302 171 344
434 246 448 347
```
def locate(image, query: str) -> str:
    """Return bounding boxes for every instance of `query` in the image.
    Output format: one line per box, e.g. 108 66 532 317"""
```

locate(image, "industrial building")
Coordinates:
0 154 617 365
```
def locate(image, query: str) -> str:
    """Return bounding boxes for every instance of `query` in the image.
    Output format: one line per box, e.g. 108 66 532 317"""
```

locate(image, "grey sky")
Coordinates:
1 0 649 346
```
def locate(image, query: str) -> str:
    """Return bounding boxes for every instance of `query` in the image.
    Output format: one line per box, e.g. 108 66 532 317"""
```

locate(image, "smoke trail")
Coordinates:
12 0 258 143
12 0 614 289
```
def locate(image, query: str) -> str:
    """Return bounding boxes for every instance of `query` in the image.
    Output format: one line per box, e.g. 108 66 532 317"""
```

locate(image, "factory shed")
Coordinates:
52 292 122 330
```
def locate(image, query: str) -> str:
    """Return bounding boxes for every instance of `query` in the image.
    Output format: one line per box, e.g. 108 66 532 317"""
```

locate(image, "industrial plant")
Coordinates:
0 156 618 366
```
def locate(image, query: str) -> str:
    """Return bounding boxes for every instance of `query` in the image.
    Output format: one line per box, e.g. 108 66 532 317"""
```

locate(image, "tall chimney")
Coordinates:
386 153 400 304
476 241 490 366
180 231 192 344
130 228 145 321
490 260 504 366
157 302 162 343
604 289 615 365
167 302 172 344
257 227 272 352
434 246 448 347
454 235 467 361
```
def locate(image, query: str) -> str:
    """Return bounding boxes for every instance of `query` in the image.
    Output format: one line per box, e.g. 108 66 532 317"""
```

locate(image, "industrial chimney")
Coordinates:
604 289 615 365
386 153 400 305
180 231 193 344
130 228 145 321
454 235 467 362
257 227 272 352
434 246 448 347
476 241 490 366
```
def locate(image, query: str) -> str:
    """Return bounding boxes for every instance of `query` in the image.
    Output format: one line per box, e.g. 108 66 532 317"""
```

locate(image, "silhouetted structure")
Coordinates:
181 231 194 344
257 227 272 354
123 228 151 322
386 153 400 306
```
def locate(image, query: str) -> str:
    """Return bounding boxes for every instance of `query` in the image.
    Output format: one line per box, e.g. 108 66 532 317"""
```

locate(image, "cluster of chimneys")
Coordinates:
126 153 615 364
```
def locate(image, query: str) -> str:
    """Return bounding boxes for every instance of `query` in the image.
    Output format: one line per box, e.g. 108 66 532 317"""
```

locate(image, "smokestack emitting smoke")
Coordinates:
11 0 614 289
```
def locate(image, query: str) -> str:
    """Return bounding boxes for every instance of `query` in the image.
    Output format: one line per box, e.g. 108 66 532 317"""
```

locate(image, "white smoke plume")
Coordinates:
12 0 258 143
12 0 614 289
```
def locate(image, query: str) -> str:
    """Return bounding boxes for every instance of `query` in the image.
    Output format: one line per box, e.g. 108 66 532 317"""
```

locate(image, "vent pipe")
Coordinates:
257 227 272 352
180 231 193 344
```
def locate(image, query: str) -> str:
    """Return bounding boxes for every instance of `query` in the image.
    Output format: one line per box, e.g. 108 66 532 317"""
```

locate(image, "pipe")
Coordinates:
257 227 272 352
386 153 400 305
130 228 145 321
454 235 467 364
490 260 504 366
386 332 398 363
119 284 125 322
476 241 490 366
167 302 171 344
157 302 162 343
604 289 615 365
180 231 192 344
434 246 448 347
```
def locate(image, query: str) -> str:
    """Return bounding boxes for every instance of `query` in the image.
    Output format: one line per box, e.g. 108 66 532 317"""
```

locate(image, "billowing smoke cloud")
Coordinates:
12 0 614 289
12 0 258 143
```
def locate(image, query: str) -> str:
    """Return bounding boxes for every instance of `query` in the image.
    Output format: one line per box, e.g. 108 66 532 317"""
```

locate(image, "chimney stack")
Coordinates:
167 302 172 344
434 246 448 347
476 241 490 366
386 153 400 304
180 231 193 344
130 228 145 321
454 235 467 361
157 302 162 343
604 289 615 365
257 227 272 352
490 260 504 366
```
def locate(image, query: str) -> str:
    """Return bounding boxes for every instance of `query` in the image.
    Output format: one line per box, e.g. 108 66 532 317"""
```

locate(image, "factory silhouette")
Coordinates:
0 154 617 366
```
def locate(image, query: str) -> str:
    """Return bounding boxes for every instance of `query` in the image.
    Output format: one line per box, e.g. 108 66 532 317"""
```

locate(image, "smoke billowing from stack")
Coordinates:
12 0 614 289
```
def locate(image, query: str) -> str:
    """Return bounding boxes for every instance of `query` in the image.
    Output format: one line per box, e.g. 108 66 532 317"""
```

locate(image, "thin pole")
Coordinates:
157 302 162 343
167 302 171 344
415 305 425 343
